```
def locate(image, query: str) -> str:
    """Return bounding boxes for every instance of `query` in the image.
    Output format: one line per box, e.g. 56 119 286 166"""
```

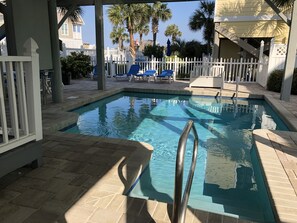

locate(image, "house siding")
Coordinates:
57 12 84 48
219 20 289 44
215 0 289 44
215 0 275 17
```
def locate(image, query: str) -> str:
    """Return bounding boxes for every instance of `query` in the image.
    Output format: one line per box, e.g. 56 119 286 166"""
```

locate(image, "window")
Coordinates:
61 23 68 35
73 24 81 33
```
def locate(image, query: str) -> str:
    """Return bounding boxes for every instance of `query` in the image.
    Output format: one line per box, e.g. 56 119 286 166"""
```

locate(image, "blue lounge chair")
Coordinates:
114 64 140 81
132 69 157 82
154 70 174 83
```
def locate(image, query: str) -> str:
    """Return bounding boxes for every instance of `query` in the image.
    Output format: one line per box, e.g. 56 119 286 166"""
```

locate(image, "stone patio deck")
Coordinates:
1 78 297 223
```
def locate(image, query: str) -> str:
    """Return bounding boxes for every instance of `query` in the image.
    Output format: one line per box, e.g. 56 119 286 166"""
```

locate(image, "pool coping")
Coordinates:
43 86 297 223
253 129 297 223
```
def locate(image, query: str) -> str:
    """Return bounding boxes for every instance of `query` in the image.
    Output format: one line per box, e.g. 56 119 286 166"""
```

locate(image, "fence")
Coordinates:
107 56 266 83
268 41 297 73
61 46 127 67
61 46 267 84
0 39 42 154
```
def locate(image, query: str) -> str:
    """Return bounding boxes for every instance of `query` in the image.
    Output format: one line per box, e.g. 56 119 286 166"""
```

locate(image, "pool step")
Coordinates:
188 195 271 223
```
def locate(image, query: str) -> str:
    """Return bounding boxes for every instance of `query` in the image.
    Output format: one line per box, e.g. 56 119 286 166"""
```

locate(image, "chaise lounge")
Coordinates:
114 64 140 81
132 69 157 82
154 70 174 83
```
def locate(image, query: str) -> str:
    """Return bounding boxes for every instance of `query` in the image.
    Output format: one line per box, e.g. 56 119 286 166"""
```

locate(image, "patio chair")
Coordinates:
132 69 157 82
154 70 174 83
114 64 140 81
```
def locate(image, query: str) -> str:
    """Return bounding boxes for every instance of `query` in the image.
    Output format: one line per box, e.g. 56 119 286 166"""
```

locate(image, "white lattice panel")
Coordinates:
274 44 287 56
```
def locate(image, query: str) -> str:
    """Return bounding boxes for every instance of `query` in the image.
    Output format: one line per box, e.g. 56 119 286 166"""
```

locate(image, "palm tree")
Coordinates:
136 23 150 46
164 24 182 42
108 4 148 58
189 1 215 54
135 4 150 46
150 2 172 46
58 6 83 23
110 26 129 51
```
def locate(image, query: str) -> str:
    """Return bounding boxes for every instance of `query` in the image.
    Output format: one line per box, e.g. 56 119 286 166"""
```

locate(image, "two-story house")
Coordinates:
213 0 289 59
57 11 84 49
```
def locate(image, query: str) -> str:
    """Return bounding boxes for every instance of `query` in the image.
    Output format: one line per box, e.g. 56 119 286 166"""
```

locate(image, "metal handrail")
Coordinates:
172 120 199 223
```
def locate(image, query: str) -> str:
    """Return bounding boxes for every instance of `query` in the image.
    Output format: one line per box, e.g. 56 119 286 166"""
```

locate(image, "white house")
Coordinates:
57 10 84 48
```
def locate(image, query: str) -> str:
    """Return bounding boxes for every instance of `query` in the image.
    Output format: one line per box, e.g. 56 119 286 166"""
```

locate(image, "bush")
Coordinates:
61 52 93 79
267 70 284 92
267 68 297 94
143 45 164 58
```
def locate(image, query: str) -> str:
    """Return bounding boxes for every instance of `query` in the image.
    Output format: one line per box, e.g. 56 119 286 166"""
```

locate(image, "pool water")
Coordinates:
64 92 288 222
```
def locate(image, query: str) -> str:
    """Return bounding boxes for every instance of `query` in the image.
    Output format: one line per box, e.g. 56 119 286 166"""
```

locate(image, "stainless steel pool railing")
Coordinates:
172 120 199 223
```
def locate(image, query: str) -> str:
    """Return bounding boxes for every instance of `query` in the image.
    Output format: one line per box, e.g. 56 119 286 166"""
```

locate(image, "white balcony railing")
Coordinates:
0 38 42 154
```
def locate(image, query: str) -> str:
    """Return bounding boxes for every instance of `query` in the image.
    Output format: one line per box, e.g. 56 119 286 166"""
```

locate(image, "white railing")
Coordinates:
197 58 263 83
61 46 128 67
108 56 266 83
0 38 42 154
60 45 267 84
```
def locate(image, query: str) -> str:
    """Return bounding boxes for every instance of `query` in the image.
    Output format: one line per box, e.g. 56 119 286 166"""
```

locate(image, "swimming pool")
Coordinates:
64 92 288 222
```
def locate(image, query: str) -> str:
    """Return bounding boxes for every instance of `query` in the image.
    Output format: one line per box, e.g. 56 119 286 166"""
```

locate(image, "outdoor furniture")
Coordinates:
114 64 140 81
154 70 174 83
132 69 157 82
189 65 225 88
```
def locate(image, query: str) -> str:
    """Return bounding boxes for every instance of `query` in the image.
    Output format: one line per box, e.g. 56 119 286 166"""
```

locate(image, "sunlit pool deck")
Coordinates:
0 78 297 223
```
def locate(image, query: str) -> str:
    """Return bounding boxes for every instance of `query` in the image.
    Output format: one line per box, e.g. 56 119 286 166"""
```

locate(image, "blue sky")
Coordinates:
81 1 203 48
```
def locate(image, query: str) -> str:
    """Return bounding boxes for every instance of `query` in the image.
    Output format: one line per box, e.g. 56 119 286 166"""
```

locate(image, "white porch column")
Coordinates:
48 0 63 103
280 0 297 101
23 38 43 140
95 0 105 90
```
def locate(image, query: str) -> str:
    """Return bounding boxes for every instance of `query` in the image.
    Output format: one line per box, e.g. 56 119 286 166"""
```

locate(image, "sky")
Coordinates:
81 1 203 48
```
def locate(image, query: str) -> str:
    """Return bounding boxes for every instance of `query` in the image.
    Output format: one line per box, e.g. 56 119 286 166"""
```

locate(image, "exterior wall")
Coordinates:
215 0 276 18
219 21 289 44
219 39 241 59
215 0 290 44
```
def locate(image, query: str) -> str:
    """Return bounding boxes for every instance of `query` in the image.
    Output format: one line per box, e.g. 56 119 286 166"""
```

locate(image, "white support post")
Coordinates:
15 62 29 135
238 58 243 81
6 61 19 139
257 40 264 85
110 55 115 77
62 43 67 57
23 38 42 141
0 68 8 143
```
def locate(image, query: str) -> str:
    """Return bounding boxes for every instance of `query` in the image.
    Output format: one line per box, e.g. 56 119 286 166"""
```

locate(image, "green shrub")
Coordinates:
177 73 190 79
267 69 284 92
143 45 164 58
61 52 93 79
267 68 297 94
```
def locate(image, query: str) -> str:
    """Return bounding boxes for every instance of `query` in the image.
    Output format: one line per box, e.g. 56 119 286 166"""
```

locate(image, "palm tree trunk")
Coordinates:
140 33 143 46
119 38 123 51
153 33 157 47
129 30 136 58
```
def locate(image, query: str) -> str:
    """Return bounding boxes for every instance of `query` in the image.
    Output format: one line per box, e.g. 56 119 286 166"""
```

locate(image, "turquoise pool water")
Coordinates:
64 92 288 222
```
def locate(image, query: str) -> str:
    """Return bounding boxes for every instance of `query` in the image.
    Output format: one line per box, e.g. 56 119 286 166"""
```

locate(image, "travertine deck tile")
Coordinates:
254 129 297 223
